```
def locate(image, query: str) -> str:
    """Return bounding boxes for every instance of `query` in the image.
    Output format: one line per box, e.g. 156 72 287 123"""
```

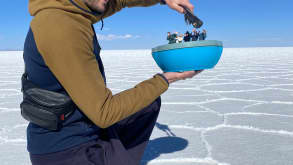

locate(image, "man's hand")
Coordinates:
163 70 203 84
164 0 194 14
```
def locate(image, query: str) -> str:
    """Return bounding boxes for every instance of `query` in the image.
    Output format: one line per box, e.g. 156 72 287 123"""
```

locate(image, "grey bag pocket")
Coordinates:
20 73 75 131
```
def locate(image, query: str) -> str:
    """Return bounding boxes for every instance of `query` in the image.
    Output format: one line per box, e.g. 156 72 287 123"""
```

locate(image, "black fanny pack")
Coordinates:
20 73 76 131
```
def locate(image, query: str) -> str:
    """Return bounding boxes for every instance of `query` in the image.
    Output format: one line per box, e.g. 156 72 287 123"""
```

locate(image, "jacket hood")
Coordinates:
29 0 102 24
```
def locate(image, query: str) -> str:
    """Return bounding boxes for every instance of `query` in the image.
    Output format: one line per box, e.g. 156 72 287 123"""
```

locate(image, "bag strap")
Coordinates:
21 72 42 93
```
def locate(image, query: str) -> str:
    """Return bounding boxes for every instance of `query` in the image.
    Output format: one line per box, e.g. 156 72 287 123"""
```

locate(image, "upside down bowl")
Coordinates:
152 40 223 72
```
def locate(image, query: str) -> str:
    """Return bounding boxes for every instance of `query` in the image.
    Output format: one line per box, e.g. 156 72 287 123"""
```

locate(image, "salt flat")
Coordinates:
0 47 293 165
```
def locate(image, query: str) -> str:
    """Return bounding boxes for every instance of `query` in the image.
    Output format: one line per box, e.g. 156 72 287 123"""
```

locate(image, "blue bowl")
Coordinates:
152 40 223 72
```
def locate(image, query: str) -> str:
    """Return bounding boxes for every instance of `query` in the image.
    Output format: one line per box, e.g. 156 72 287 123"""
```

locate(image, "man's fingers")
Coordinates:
186 3 194 13
178 70 203 79
170 3 184 13
195 70 203 74
165 0 194 14
163 69 203 84
178 2 194 13
175 71 195 79
184 70 198 78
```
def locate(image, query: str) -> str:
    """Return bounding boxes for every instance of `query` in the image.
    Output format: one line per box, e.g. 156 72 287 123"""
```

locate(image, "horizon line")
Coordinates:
1 45 293 52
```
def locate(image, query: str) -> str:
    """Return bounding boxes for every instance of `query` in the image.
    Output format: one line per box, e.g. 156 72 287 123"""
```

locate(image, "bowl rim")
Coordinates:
152 40 223 53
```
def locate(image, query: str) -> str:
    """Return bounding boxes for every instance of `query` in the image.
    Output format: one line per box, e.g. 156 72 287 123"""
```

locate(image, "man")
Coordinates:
23 0 201 164
191 28 199 41
202 29 207 40
167 32 175 44
199 29 207 40
183 31 191 42
167 31 177 44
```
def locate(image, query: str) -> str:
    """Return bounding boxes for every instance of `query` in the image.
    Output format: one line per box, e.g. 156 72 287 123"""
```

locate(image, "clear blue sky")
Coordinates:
1 0 292 50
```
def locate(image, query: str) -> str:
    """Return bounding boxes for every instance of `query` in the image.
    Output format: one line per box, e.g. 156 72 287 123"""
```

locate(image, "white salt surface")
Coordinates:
0 47 293 165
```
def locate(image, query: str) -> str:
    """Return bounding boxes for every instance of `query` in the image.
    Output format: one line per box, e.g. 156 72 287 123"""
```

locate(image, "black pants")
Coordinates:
30 97 161 165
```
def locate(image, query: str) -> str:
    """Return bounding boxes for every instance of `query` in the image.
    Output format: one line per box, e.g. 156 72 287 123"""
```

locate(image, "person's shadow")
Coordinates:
141 123 188 165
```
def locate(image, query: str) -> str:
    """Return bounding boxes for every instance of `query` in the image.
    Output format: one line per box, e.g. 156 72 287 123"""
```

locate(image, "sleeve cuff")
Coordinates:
155 73 169 86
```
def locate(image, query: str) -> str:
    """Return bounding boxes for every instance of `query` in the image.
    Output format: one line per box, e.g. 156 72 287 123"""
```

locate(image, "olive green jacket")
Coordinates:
28 0 169 128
